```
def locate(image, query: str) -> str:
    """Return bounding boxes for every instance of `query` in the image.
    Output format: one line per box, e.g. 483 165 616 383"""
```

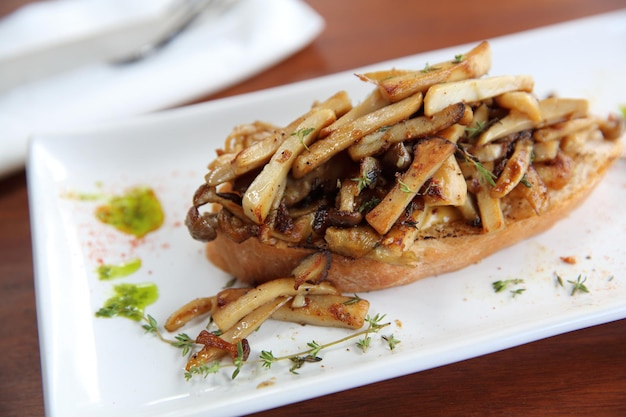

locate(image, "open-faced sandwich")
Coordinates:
185 40 624 293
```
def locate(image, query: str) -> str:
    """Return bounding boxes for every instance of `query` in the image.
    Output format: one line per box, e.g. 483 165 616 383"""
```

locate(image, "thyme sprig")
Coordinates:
265 314 392 372
144 313 394 381
458 146 497 186
142 314 197 356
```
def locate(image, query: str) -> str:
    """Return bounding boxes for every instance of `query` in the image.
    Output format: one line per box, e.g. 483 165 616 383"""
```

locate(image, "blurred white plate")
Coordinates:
0 0 324 177
0 0 180 92
28 10 626 417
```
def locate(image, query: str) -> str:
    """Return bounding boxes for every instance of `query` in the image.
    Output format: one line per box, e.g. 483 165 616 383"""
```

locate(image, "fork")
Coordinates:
112 0 217 65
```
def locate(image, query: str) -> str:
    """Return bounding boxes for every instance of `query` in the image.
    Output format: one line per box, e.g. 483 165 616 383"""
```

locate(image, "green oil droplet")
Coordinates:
97 258 142 281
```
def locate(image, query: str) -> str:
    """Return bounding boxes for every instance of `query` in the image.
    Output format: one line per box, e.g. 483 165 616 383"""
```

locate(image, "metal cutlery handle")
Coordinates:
112 0 216 65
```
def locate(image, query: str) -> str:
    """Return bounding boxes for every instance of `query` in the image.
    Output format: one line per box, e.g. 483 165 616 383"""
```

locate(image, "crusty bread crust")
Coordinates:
205 138 622 292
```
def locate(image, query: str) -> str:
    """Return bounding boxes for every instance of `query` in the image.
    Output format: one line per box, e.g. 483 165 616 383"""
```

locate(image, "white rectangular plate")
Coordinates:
28 10 626 417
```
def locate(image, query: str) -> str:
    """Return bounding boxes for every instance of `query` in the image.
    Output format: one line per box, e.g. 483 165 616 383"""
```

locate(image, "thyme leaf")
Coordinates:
231 341 245 380
510 288 526 298
366 313 387 331
465 120 487 139
291 127 315 150
421 62 440 73
475 162 497 186
398 179 413 193
343 294 363 305
142 314 158 334
260 350 276 368
359 197 380 213
492 279 525 293
307 341 323 358
555 273 565 288
289 355 321 374
357 313 387 352
356 336 371 351
567 275 590 296
351 170 376 191
173 333 195 357
382 334 401 350
184 361 220 381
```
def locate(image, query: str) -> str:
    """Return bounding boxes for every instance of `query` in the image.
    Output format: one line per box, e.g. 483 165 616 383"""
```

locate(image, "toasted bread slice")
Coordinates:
204 135 621 292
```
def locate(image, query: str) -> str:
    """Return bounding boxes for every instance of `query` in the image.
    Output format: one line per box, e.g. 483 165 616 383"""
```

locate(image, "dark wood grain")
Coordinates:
1 1 624 416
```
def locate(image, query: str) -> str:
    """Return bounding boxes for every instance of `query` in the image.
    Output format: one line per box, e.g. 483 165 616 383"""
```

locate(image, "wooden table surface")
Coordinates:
1 1 625 416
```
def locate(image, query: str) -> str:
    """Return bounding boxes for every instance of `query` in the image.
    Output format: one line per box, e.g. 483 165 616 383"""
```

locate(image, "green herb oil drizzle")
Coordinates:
95 187 164 238
95 283 159 321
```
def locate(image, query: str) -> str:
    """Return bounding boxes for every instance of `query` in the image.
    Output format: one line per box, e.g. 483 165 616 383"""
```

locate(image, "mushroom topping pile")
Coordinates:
185 41 624 264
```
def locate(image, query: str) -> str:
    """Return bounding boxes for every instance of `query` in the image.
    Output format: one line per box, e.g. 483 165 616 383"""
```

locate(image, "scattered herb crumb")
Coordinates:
560 256 577 265
555 273 565 288
510 288 526 298
492 279 524 293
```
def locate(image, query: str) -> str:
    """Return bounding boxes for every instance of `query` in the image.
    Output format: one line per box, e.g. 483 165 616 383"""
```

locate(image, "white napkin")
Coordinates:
0 0 324 177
